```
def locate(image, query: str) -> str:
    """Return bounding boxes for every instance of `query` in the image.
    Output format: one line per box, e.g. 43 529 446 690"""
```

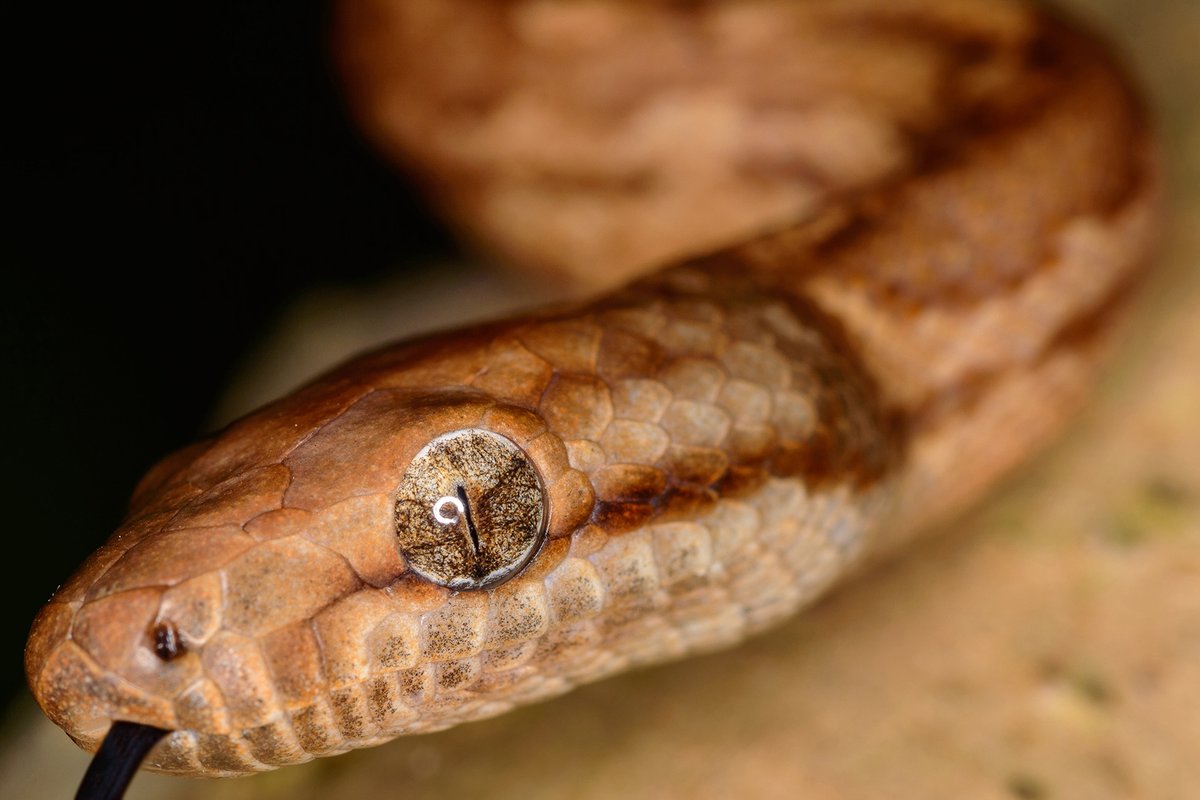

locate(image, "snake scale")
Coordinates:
25 0 1161 785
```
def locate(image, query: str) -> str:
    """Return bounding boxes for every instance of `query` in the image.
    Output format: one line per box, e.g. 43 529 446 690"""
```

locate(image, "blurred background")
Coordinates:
3 0 1196 798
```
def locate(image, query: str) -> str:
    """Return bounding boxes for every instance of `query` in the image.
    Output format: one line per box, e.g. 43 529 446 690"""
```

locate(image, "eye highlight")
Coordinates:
394 429 546 590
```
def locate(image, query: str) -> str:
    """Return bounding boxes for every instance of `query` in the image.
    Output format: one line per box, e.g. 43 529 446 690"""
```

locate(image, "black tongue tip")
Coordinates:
75 721 170 800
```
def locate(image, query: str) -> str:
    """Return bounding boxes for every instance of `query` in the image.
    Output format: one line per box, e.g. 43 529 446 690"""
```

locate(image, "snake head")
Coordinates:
24 401 587 775
20 322 615 775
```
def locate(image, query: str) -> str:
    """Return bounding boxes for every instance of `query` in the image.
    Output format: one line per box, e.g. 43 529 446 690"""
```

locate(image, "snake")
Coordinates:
24 0 1162 796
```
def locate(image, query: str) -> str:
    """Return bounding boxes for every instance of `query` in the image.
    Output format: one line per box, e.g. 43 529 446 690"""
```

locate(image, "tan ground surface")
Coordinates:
2 0 1196 798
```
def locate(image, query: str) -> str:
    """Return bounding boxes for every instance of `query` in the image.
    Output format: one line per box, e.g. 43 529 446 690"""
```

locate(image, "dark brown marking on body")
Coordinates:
592 501 657 534
726 13 1151 318
907 254 1151 438
582 267 902 540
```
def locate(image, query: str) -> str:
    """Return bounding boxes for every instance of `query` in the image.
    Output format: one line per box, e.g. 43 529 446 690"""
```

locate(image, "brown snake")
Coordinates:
25 0 1161 786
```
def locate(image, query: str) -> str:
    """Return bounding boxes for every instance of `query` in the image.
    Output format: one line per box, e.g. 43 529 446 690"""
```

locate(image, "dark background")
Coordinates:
4 3 455 711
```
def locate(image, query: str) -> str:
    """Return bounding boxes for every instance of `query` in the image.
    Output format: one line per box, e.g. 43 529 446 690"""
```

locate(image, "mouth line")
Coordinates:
75 720 171 800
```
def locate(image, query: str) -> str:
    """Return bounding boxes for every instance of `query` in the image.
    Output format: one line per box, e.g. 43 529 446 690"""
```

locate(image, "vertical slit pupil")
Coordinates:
456 482 483 561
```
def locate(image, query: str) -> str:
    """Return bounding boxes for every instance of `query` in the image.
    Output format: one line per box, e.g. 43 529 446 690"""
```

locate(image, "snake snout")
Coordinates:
26 587 185 751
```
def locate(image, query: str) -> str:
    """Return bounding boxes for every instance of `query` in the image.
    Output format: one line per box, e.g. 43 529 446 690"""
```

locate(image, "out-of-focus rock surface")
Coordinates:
2 0 1196 798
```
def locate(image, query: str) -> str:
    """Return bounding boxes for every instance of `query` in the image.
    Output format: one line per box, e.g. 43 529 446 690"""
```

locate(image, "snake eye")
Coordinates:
393 429 546 590
151 621 185 661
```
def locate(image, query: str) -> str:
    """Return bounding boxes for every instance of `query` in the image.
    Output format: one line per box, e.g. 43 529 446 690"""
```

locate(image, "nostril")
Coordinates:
151 621 185 661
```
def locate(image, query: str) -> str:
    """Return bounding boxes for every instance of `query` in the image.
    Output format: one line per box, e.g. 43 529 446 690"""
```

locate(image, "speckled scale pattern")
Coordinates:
25 0 1161 778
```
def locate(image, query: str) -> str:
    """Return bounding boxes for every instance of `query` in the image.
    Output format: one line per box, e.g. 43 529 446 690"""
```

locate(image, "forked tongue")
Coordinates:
75 721 169 800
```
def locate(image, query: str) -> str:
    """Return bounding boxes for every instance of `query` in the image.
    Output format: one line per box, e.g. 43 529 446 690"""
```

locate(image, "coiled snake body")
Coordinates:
26 0 1161 783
